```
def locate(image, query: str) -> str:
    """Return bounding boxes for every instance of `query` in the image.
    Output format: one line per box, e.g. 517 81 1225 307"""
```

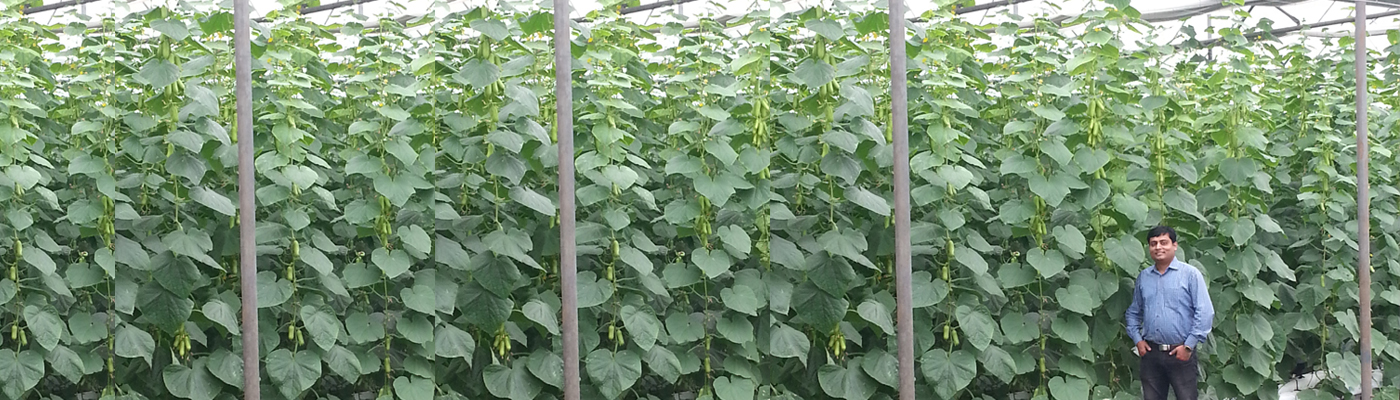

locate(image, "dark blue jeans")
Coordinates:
1140 346 1198 400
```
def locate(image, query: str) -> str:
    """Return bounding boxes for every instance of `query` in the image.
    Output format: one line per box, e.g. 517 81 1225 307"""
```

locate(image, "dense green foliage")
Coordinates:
1 0 1399 399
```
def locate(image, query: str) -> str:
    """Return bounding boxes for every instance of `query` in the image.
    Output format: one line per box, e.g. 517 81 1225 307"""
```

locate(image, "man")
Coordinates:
1125 226 1215 400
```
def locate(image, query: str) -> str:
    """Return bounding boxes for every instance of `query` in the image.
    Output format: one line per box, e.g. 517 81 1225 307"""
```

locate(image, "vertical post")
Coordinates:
234 0 260 398
555 0 579 399
1355 2 1373 399
889 0 914 399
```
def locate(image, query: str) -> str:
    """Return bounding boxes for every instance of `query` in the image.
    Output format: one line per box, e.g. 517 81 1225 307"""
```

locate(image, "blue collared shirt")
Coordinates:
1125 258 1215 349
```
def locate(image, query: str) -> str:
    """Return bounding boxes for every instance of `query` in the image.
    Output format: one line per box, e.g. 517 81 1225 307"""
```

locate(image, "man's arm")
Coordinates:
1125 273 1144 344
1183 269 1215 349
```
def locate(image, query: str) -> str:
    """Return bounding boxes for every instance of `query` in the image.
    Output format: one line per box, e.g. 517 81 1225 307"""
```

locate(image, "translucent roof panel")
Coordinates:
13 0 1400 49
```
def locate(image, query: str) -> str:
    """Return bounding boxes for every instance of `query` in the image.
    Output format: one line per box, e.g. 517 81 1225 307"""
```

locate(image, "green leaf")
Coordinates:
510 186 555 215
189 186 236 216
1224 364 1265 395
517 300 558 336
21 245 56 275
1027 248 1067 278
710 226 751 257
140 59 180 87
620 305 661 351
529 350 565 388
265 349 321 400
298 306 341 350
396 314 433 344
46 345 84 384
1053 225 1087 256
1056 285 1097 316
162 359 220 400
67 312 108 344
716 314 753 344
1029 174 1072 207
435 324 476 360
820 228 874 270
1051 314 1089 343
115 235 151 270
693 248 732 279
202 300 240 336
1031 105 1066 121
1049 376 1090 400
857 299 895 335
714 376 757 400
818 363 878 400
0 350 44 399
163 229 214 265
1325 351 1362 390
1237 312 1274 348
845 186 890 216
458 59 501 89
720 286 760 316
920 349 976 399
207 349 244 389
585 349 642 400
861 349 899 388
372 248 411 279
805 18 845 41
470 18 510 40
22 305 65 351
377 105 411 121
979 345 1017 384
115 325 156 366
256 271 293 308
955 305 997 351
1256 214 1284 233
1103 235 1146 274
137 282 195 333
768 324 810 365
1165 188 1205 220
794 59 836 89
1226 217 1256 245
483 363 542 400
769 236 804 271
373 173 419 207
618 246 653 275
151 19 190 41
693 175 735 207
1112 194 1150 224
309 349 355 387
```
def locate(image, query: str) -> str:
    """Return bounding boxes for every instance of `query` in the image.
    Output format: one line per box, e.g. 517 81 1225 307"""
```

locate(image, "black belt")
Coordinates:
1146 341 1183 352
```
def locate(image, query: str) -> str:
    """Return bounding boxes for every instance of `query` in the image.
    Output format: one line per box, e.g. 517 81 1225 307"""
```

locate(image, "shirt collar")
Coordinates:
1151 259 1182 274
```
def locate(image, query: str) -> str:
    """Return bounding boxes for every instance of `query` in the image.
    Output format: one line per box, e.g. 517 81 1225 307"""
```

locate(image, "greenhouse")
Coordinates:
0 0 1397 399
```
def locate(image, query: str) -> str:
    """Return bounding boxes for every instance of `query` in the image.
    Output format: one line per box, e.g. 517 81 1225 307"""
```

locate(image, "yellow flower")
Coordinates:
588 37 593 43
922 37 928 43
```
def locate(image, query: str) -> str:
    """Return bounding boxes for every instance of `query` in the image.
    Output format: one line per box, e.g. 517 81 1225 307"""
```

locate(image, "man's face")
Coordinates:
1148 234 1177 263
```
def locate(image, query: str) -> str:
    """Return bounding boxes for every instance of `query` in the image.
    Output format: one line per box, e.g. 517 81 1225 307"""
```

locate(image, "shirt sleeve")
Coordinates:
1125 271 1144 344
1184 269 1215 349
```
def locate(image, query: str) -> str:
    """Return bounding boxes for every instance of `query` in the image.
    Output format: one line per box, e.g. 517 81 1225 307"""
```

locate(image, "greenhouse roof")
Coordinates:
11 0 1400 51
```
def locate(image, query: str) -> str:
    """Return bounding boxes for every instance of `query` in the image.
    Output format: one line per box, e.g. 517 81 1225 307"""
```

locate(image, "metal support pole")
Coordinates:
889 0 914 399
235 0 260 397
1355 2 1373 399
555 0 579 398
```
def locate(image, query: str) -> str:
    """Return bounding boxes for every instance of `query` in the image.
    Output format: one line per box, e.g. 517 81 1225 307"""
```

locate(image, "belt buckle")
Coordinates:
1157 344 1172 352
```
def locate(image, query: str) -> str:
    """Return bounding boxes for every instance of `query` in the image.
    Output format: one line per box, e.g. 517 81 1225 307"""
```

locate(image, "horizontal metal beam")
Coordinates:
572 0 700 22
952 0 1029 15
21 0 99 15
254 0 383 22
1194 8 1400 46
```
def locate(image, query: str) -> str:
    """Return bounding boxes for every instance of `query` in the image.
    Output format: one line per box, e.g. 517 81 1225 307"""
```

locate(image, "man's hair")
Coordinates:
1146 225 1177 243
